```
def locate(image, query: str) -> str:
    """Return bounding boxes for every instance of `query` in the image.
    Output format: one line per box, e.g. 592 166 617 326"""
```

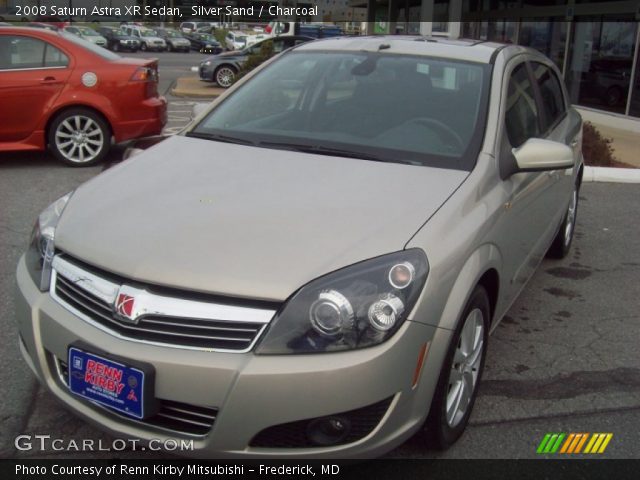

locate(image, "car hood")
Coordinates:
217 50 244 59
55 136 468 302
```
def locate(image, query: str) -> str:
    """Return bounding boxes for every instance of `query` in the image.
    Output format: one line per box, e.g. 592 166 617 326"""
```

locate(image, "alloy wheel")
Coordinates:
54 115 104 164
564 186 578 247
216 67 235 88
446 308 485 428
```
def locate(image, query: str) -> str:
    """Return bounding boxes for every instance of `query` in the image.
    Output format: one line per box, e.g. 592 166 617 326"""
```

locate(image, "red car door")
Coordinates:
0 34 71 143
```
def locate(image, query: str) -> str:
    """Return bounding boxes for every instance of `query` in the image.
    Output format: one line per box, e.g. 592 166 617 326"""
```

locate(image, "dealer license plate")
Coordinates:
67 347 146 419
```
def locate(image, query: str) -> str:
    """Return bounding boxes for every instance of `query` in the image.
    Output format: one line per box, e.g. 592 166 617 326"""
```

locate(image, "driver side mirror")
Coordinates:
513 138 574 172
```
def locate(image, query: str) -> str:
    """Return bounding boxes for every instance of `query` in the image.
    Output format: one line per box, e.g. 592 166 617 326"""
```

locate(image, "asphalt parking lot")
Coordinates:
1 52 638 460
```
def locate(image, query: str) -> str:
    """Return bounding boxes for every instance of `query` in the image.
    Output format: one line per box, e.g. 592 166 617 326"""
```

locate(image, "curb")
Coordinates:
171 88 220 98
584 166 640 184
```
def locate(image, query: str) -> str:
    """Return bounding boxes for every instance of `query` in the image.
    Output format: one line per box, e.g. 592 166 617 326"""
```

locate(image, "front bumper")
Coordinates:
199 64 214 81
15 256 451 458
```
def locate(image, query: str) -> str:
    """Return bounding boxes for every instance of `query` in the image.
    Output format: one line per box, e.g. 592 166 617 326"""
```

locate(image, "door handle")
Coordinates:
40 76 61 84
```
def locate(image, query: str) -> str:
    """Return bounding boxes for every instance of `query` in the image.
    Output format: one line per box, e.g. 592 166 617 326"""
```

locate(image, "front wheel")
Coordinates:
215 65 236 88
48 108 110 167
422 285 490 449
112 42 120 52
140 42 147 51
547 180 580 258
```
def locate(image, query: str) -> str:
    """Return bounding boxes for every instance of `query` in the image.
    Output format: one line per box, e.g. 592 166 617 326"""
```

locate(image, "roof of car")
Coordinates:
295 36 512 64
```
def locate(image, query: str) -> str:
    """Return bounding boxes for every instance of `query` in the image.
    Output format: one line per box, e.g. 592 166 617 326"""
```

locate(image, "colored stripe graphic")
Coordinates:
537 433 612 454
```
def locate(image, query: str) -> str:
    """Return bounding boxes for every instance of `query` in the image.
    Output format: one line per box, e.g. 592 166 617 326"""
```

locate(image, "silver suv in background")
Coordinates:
123 26 166 51
16 37 582 458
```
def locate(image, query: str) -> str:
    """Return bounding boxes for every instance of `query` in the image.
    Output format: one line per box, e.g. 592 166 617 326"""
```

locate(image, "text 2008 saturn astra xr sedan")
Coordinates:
16 37 583 458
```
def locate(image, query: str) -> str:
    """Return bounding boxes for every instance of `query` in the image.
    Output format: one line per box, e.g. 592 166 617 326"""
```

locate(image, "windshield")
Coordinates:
165 30 182 38
141 30 157 37
60 32 120 59
191 51 490 169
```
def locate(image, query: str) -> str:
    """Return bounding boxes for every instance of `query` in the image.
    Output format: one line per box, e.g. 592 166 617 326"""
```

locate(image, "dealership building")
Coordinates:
351 0 640 129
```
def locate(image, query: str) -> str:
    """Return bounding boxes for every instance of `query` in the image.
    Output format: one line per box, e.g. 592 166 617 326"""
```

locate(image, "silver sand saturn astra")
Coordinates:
16 36 583 458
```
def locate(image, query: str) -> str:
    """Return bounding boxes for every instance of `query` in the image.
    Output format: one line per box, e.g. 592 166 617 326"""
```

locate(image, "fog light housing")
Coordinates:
306 416 352 446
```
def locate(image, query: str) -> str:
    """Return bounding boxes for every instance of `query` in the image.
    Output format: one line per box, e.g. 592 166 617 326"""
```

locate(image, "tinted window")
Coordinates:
193 52 489 169
44 43 69 67
0 36 70 70
532 62 566 131
0 36 45 69
505 63 540 148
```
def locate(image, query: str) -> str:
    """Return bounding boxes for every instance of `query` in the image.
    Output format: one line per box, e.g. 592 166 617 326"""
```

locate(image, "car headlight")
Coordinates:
256 249 428 354
25 192 72 291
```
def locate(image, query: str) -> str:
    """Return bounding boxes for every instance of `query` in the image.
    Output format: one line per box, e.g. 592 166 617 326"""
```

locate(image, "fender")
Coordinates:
42 92 116 138
437 243 502 332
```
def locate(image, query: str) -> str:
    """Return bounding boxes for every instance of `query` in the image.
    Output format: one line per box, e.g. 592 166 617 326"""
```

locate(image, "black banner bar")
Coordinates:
3 459 640 480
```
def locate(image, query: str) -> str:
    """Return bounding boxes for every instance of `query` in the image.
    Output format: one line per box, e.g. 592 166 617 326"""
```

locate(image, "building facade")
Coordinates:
355 0 640 125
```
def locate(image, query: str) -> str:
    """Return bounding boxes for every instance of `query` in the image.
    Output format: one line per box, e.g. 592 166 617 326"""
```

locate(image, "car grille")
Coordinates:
54 356 217 436
51 255 274 352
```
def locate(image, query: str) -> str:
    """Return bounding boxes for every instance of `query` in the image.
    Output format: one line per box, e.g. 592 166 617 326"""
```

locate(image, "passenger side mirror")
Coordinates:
513 138 574 172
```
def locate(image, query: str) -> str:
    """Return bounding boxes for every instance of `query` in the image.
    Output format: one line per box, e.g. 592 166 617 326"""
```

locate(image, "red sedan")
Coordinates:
0 27 167 166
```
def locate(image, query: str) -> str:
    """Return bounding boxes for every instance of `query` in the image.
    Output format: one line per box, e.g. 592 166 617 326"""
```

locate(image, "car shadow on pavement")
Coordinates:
0 145 128 171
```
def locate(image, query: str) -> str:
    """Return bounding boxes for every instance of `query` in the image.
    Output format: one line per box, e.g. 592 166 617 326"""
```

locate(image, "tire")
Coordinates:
112 42 119 52
140 42 147 51
48 108 111 167
423 285 490 449
547 179 580 259
215 65 236 88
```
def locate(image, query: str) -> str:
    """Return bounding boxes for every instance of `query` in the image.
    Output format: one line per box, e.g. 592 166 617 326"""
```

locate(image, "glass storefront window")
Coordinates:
487 20 517 43
519 20 568 70
432 0 450 33
566 19 638 114
391 0 422 35
629 42 640 118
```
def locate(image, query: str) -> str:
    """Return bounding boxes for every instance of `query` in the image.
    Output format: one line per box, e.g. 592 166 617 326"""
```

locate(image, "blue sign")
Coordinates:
68 347 146 419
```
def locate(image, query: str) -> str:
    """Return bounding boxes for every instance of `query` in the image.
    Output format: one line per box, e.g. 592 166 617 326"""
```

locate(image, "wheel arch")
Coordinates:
436 243 502 332
45 104 113 147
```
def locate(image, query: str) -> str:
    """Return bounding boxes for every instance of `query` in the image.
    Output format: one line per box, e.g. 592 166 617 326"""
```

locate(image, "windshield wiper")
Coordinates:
185 131 256 146
259 141 418 165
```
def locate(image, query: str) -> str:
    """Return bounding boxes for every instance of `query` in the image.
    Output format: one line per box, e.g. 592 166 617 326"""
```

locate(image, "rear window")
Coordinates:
60 31 119 60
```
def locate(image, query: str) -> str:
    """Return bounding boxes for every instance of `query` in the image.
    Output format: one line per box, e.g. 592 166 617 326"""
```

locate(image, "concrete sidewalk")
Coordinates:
589 123 639 168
